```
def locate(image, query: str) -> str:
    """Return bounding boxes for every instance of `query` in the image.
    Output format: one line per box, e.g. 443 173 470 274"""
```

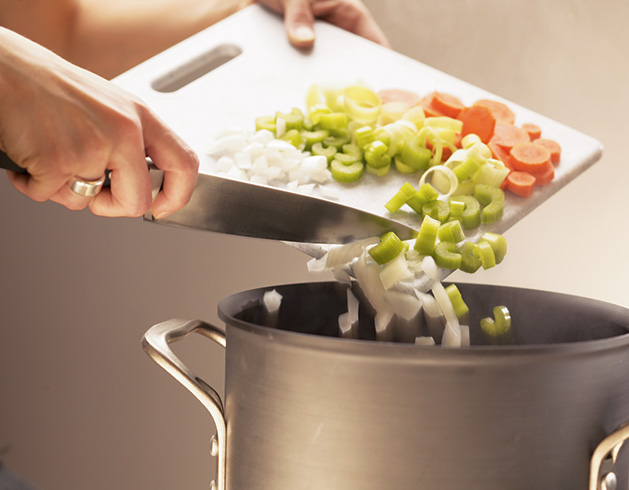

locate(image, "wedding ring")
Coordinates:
68 174 106 197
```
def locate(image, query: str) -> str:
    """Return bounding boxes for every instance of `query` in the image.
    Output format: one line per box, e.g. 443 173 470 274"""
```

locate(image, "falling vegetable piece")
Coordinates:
368 231 406 265
445 284 469 321
480 305 512 337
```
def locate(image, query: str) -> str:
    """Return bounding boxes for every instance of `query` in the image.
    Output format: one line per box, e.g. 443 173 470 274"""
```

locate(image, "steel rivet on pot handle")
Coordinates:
590 423 629 490
142 319 227 490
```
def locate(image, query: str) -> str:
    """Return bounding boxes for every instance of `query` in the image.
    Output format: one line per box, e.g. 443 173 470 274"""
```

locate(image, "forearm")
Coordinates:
66 0 252 79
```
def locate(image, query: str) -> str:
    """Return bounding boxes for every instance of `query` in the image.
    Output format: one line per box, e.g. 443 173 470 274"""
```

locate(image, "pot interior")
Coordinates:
228 282 629 347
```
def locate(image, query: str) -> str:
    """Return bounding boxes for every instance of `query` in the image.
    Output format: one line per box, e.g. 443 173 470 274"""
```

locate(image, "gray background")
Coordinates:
1 0 628 488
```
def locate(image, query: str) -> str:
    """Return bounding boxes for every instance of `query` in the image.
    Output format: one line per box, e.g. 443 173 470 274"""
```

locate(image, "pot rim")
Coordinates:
217 281 629 363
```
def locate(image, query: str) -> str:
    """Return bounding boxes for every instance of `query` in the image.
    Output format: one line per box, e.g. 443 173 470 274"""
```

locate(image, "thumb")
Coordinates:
283 0 316 48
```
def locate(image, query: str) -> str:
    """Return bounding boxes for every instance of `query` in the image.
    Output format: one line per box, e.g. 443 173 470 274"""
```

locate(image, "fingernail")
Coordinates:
293 25 315 44
153 210 170 220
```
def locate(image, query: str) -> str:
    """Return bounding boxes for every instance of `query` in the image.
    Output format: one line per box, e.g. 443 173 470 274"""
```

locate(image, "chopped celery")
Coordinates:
308 104 332 125
453 156 484 182
330 160 363 182
385 182 417 213
365 163 391 176
279 129 304 149
448 195 481 230
364 140 391 169
323 130 351 150
432 241 462 270
398 135 432 172
481 305 511 336
438 220 465 243
414 215 440 255
456 241 482 273
474 184 505 224
276 108 304 131
368 232 405 265
300 129 329 150
472 161 510 187
339 144 362 162
318 112 349 131
422 200 450 224
473 240 496 269
354 126 375 149
480 232 507 264
449 199 465 223
255 115 276 133
344 85 381 124
311 142 337 163
394 157 418 174
445 284 469 320
407 183 439 214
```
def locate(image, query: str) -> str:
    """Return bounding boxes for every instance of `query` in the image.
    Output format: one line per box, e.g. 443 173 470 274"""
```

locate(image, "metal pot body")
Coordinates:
143 282 629 490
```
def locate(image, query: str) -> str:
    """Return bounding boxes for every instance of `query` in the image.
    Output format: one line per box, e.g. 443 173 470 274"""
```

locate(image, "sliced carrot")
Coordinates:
509 142 552 173
521 123 542 141
529 161 555 186
506 171 536 198
377 88 422 107
432 92 466 118
418 92 446 118
457 105 496 143
473 99 516 124
491 122 530 150
533 138 562 164
488 141 514 170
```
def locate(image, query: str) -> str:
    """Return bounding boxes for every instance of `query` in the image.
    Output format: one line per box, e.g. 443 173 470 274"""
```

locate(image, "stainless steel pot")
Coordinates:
142 282 629 490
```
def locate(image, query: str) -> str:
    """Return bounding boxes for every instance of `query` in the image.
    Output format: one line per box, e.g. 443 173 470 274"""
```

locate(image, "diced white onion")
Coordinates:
263 289 283 313
415 336 436 346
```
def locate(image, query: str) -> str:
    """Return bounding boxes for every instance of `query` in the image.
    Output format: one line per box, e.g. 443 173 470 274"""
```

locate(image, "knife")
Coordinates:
0 150 418 244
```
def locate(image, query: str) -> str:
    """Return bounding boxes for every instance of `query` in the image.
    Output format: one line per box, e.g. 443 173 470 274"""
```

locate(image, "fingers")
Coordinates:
141 111 199 220
282 0 316 48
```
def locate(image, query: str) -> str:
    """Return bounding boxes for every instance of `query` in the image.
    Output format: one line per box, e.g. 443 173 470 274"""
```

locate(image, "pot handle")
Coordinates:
141 319 227 490
590 422 629 490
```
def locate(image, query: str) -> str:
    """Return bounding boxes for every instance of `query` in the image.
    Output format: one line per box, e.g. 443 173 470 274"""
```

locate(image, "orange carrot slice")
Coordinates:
488 141 514 170
509 142 552 173
533 138 562 164
506 171 536 198
491 123 530 150
418 92 446 117
521 123 542 141
473 99 516 124
529 161 555 186
457 105 496 143
432 92 466 118
377 88 422 107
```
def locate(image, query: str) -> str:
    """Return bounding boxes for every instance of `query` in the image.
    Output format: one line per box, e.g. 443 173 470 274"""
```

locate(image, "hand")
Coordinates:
0 28 199 218
257 0 390 49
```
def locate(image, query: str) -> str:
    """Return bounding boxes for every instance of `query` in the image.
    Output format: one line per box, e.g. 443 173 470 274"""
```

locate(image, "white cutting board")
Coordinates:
113 4 602 248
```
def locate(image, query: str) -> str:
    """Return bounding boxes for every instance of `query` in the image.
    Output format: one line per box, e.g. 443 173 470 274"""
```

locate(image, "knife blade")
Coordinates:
0 150 418 244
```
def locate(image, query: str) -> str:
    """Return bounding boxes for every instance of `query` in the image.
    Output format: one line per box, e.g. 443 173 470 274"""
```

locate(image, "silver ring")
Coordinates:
67 174 106 197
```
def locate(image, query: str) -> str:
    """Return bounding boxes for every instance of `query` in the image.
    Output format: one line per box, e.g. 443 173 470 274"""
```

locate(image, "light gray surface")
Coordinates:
1 1 628 489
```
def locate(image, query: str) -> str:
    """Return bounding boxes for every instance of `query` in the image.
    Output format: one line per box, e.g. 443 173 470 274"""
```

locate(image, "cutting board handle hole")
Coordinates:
151 44 243 93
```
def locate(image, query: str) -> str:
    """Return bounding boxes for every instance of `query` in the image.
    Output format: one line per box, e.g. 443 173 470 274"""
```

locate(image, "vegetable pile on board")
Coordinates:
207 83 563 347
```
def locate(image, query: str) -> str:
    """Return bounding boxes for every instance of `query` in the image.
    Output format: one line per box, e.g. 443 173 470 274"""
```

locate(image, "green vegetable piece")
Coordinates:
393 157 418 174
364 140 391 169
354 125 375 149
398 135 432 172
449 195 481 230
407 183 439 214
481 305 511 337
445 284 469 320
473 240 496 269
317 112 349 131
302 117 315 131
385 182 417 213
422 200 450 224
276 108 304 131
334 144 362 165
432 241 462 270
438 220 465 243
373 127 391 147
414 215 440 255
300 129 329 150
255 115 276 133
330 159 363 183
323 129 351 150
453 156 484 182
279 129 303 149
474 184 505 224
311 142 337 163
456 241 482 274
368 232 405 265
365 163 391 177
480 232 507 264
449 199 465 223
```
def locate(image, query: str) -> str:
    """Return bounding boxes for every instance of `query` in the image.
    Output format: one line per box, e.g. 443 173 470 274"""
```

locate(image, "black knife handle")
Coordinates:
0 149 26 174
